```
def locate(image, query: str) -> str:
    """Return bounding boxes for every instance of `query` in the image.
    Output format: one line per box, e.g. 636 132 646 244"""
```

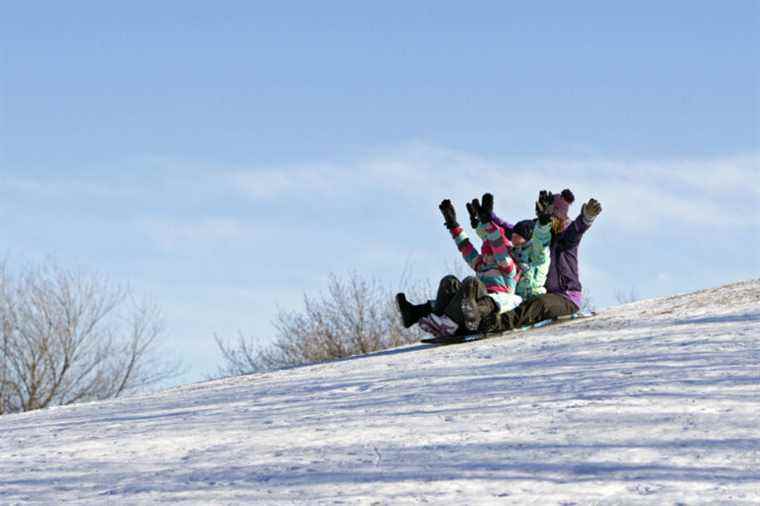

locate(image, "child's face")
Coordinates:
511 233 526 247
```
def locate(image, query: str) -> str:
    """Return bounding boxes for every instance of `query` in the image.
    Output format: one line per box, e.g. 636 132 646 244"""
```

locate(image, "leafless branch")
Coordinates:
0 260 180 415
212 271 427 377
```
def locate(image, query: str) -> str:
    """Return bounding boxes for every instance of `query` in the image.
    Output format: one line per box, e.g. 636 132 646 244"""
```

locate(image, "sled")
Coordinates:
420 311 596 345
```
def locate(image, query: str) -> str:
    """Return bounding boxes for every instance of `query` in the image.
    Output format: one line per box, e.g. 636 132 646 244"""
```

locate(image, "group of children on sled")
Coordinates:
396 189 603 337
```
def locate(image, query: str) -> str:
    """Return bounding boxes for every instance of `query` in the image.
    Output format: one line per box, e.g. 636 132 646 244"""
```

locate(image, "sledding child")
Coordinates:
484 192 553 301
484 189 602 331
396 194 522 336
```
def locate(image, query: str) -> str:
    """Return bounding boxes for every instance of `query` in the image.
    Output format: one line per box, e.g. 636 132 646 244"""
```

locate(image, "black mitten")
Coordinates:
535 190 554 225
478 193 494 223
439 199 459 229
465 201 479 229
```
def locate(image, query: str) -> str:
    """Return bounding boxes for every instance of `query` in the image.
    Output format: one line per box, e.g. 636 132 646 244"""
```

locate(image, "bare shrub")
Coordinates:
0 261 179 414
214 272 427 377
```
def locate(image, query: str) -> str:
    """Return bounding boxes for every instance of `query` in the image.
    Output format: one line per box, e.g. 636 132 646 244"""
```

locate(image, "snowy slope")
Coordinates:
1 280 759 505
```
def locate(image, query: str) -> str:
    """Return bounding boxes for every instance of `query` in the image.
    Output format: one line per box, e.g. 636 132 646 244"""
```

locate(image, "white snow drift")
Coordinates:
1 279 759 504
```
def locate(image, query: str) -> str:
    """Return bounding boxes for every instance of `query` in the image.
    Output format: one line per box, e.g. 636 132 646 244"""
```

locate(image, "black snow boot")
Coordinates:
478 296 497 319
460 277 483 332
396 293 432 328
479 300 501 332
461 277 497 332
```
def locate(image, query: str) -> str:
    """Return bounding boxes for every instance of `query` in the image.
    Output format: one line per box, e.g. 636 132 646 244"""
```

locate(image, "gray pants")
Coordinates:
432 275 488 327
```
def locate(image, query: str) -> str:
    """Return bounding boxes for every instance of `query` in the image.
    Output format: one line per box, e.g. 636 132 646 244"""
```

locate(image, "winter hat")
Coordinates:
552 189 575 220
505 219 535 242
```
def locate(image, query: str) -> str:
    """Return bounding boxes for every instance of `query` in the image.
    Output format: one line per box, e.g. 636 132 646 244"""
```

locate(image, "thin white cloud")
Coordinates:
225 144 759 230
5 144 757 251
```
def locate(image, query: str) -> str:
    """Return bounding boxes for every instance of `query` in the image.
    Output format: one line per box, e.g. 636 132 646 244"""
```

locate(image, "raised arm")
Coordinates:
521 220 552 294
439 199 483 272
489 213 514 235
529 220 552 264
555 198 602 250
472 194 516 271
478 221 515 269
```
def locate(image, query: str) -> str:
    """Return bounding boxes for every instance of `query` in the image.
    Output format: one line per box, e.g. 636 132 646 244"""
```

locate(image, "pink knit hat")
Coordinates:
552 189 575 220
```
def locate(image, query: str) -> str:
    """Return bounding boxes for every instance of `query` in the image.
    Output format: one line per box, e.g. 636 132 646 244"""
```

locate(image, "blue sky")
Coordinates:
2 2 758 384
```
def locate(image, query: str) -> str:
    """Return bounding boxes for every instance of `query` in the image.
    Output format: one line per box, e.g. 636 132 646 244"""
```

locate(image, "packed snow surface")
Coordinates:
1 280 759 505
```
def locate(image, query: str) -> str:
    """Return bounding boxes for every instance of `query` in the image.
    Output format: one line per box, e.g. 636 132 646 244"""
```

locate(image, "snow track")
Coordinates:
1 280 759 504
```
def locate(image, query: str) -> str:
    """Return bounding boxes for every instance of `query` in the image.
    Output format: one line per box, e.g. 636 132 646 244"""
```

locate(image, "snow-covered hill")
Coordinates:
1 280 759 505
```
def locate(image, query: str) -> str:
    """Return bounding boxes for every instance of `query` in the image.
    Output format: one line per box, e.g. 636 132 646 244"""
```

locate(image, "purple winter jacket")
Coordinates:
547 213 592 308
